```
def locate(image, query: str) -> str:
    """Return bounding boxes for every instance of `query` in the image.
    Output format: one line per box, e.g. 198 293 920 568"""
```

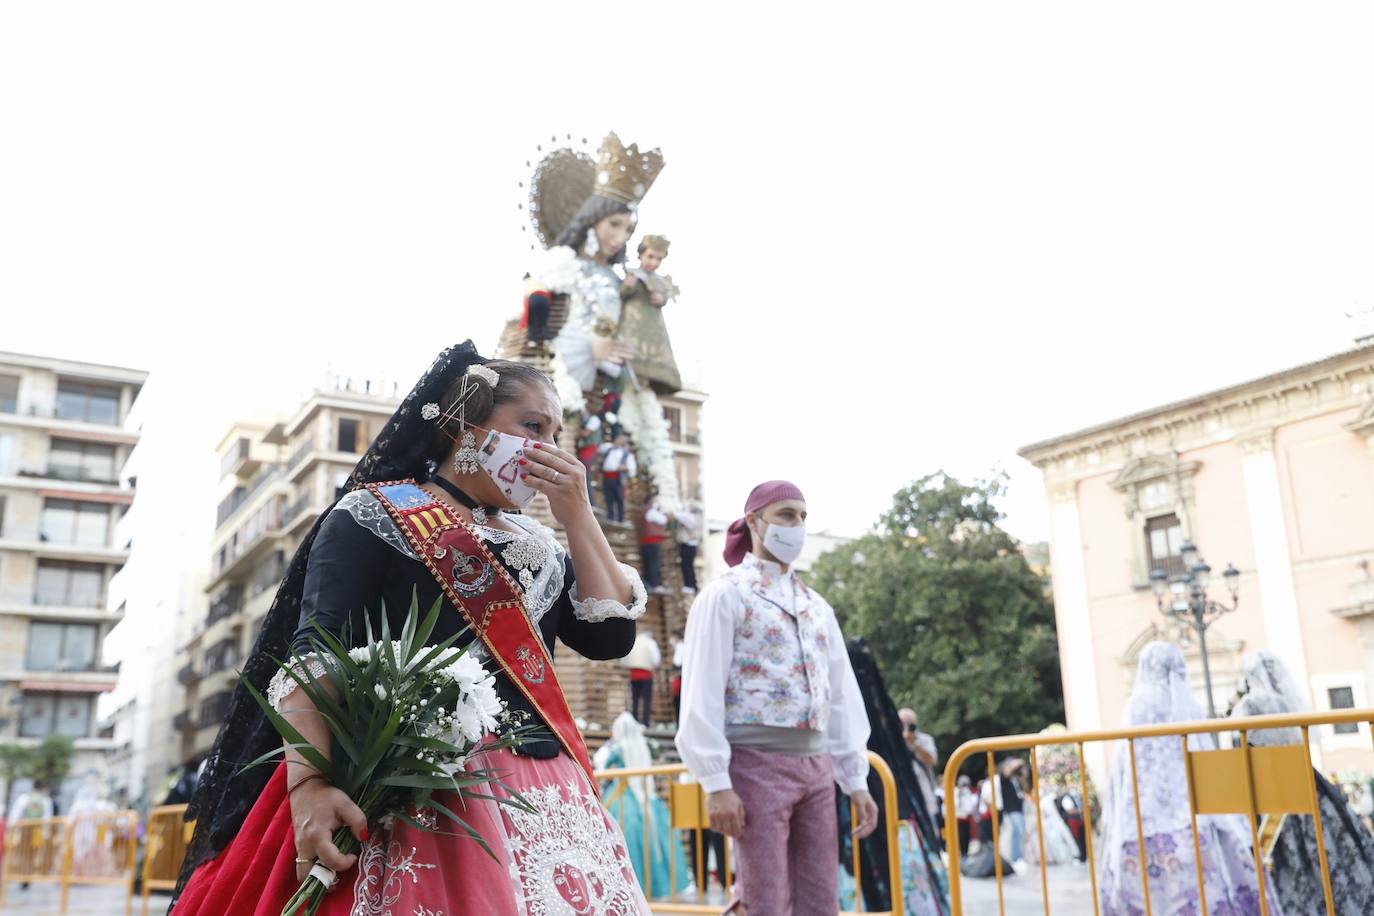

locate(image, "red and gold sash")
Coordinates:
366 480 597 792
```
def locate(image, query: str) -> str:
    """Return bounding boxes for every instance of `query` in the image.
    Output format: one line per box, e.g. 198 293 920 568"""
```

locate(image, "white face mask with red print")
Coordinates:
472 427 539 509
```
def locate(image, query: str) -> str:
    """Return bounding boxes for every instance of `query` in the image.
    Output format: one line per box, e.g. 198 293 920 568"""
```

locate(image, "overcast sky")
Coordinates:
4 2 1371 632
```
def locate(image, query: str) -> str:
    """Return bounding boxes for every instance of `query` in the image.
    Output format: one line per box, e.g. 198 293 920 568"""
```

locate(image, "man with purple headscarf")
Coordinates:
676 480 877 915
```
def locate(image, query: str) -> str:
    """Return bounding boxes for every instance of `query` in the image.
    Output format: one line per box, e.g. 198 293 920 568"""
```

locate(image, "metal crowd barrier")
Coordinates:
941 707 1374 916
2 751 906 915
0 809 139 914
141 804 193 915
595 750 904 915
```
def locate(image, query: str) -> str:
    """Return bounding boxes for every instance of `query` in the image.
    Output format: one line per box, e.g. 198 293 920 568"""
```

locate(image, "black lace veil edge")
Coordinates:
172 341 488 903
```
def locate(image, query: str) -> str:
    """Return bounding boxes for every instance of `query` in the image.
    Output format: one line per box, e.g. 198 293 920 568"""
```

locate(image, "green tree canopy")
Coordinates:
30 735 75 788
809 472 1064 775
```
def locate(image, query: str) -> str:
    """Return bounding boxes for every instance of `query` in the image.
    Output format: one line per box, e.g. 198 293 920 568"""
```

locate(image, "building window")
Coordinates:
337 418 359 453
199 691 232 725
40 498 110 546
1146 513 1186 577
204 640 238 675
33 559 106 607
0 374 17 414
55 381 120 425
662 406 683 443
0 432 13 476
19 692 94 738
1329 686 1358 734
48 439 117 483
26 622 99 672
249 551 285 597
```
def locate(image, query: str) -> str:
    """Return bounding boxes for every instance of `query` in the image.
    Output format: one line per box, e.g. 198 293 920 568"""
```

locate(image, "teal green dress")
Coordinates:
598 745 693 899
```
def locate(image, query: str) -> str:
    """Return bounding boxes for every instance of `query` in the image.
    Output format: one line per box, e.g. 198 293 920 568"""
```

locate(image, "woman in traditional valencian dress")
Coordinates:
528 133 681 510
592 711 692 901
1016 785 1082 867
837 638 950 916
174 342 652 915
1230 649 1374 915
1098 642 1283 916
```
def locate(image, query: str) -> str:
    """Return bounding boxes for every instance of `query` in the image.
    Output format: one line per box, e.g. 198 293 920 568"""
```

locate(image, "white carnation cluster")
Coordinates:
347 641 505 763
618 387 681 514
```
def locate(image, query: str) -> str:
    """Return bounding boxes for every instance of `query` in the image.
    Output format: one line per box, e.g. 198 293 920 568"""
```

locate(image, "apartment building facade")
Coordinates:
176 380 400 764
0 352 146 805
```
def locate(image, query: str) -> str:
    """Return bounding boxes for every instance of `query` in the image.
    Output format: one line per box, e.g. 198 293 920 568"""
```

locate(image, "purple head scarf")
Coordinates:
723 479 806 567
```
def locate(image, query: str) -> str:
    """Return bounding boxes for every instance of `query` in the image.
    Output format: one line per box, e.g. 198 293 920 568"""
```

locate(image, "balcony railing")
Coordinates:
203 639 238 676
219 438 251 478
177 663 198 685
43 463 120 484
207 586 244 625
172 710 195 732
198 691 233 725
15 401 123 426
287 438 317 472
215 467 282 529
281 493 314 528
1149 554 1188 579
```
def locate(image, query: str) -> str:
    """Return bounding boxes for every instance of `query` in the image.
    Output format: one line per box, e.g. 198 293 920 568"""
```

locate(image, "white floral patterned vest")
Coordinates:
722 554 834 732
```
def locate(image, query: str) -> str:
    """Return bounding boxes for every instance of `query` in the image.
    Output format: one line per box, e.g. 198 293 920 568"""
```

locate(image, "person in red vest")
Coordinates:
520 274 551 347
622 630 662 726
640 497 669 594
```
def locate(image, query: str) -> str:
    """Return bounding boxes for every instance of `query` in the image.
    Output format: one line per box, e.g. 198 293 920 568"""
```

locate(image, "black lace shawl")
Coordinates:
838 637 947 911
173 341 487 901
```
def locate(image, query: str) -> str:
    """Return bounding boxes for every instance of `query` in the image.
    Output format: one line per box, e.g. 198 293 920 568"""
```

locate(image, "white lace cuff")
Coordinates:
266 656 330 711
570 563 648 623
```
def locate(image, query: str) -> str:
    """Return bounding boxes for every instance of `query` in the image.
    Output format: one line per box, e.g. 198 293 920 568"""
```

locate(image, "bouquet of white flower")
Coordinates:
241 595 534 916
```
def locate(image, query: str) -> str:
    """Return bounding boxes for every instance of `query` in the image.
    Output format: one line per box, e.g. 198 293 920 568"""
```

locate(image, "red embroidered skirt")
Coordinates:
176 748 650 915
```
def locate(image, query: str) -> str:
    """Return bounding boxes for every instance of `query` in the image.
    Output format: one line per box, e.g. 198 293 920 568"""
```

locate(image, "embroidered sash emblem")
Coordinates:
517 645 547 685
451 552 494 598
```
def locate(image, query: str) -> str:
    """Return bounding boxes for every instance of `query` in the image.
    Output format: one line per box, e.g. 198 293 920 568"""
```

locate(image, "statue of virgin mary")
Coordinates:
524 132 682 512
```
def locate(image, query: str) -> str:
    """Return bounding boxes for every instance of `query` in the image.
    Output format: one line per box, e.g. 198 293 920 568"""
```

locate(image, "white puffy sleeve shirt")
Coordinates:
674 563 871 795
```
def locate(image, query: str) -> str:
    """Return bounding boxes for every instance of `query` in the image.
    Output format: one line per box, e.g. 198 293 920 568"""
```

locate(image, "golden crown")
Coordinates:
594 132 665 205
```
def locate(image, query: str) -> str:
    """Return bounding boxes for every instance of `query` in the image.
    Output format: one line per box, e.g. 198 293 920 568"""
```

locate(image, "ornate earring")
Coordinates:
454 429 481 476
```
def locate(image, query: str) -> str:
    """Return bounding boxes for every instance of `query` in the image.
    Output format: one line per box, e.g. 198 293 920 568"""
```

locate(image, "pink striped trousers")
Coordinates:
729 745 839 915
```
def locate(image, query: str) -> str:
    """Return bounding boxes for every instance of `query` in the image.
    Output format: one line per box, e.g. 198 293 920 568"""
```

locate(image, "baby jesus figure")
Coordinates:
625 235 680 306
613 234 682 395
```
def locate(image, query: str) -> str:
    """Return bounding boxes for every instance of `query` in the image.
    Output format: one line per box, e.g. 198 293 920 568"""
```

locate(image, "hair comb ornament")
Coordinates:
466 364 500 386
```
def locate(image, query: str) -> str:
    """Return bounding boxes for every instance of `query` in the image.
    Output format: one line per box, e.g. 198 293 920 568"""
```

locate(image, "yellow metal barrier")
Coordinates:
594 750 905 915
941 707 1374 916
0 754 904 914
1 810 139 914
141 805 192 915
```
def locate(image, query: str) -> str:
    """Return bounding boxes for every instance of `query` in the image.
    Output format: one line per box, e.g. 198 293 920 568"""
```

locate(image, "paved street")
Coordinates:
958 860 1099 916
0 884 170 916
0 865 1099 915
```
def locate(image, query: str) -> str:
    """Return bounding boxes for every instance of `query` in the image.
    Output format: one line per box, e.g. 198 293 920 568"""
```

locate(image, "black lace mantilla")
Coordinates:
840 638 946 911
174 341 488 902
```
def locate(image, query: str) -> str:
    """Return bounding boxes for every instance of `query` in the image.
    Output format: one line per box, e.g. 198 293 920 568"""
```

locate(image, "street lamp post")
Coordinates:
1149 540 1241 718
